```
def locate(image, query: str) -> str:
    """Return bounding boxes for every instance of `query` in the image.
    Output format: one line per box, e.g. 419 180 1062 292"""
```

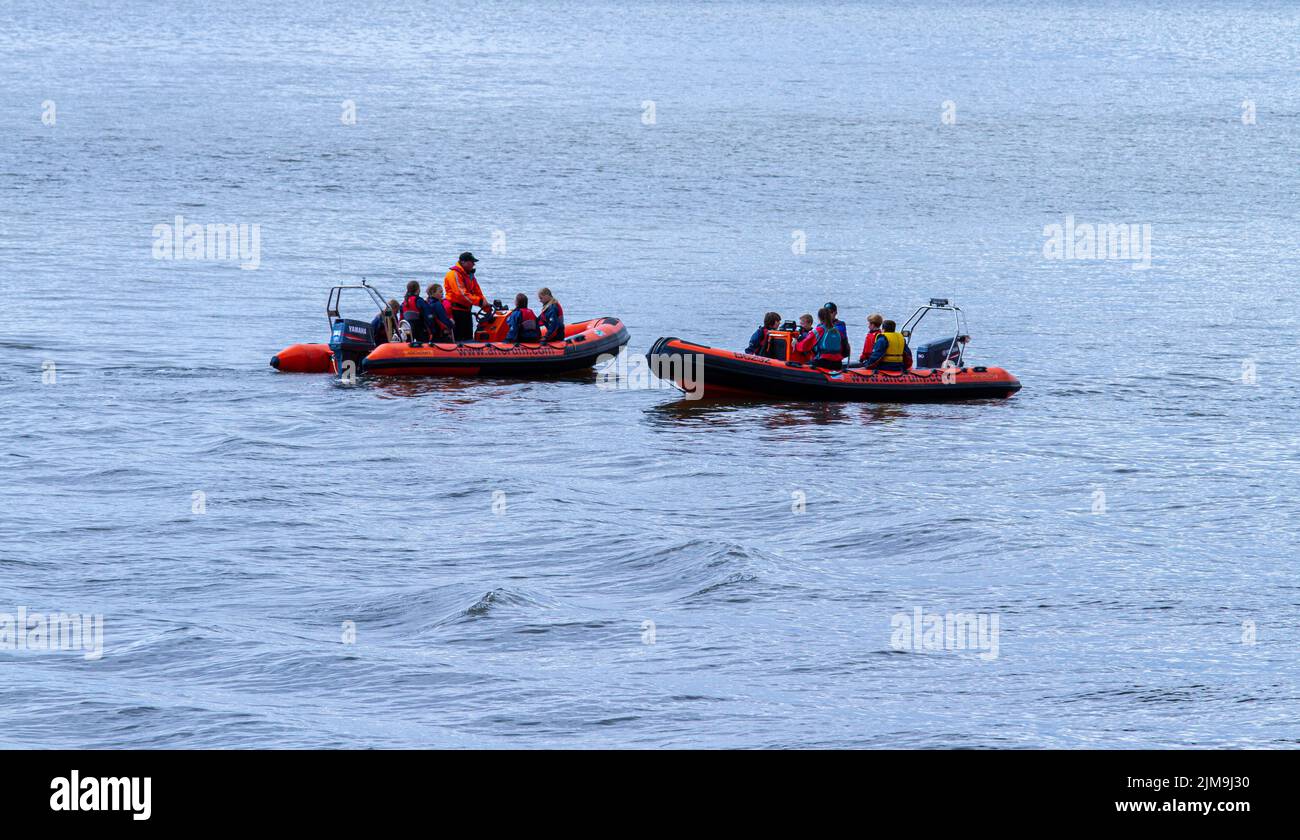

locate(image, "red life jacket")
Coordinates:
515 307 541 341
401 294 422 315
861 329 881 360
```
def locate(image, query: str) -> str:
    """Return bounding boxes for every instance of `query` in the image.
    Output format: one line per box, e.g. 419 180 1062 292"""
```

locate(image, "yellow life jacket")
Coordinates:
880 331 905 364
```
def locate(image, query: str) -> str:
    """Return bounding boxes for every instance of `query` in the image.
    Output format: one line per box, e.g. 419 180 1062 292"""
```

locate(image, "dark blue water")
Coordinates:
2 0 1298 747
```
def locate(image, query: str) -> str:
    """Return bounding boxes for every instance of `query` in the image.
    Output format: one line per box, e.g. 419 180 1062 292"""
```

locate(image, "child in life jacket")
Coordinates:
862 318 913 371
797 313 814 339
537 287 565 343
370 299 401 343
425 283 457 341
746 312 781 355
825 301 850 361
858 312 884 364
796 307 845 370
399 280 433 342
506 293 542 342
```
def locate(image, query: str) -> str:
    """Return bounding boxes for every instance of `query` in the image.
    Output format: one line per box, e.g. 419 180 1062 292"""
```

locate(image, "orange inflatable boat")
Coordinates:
362 315 628 377
647 299 1021 402
270 282 629 378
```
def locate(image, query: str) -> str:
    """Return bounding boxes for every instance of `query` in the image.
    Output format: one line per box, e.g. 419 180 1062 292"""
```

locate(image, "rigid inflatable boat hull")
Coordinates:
362 317 629 378
648 337 1021 402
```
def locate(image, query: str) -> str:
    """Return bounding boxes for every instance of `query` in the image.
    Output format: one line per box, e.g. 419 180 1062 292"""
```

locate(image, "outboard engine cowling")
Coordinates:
913 335 961 369
329 318 376 379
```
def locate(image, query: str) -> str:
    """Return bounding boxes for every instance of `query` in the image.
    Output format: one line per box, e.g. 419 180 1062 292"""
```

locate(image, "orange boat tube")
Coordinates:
363 317 629 377
269 343 333 373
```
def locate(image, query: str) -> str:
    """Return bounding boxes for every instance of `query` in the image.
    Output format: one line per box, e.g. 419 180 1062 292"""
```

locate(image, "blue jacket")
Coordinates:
538 301 565 342
864 335 912 371
505 308 542 342
399 295 436 340
833 320 849 357
425 296 456 338
369 312 390 343
745 326 769 355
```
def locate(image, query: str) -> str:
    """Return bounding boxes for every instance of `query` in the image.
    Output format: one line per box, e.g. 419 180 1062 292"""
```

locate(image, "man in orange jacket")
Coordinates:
443 251 489 340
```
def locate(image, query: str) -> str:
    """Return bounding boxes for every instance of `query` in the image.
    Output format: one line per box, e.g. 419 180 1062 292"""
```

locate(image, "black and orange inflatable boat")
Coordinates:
270 282 629 378
647 300 1021 402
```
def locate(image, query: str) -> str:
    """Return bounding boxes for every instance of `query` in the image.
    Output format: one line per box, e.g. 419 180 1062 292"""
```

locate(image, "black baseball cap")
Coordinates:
459 251 478 263
824 301 837 311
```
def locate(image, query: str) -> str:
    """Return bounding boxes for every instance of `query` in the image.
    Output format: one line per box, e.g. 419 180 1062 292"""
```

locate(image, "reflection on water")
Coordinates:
646 397 911 430
368 370 597 400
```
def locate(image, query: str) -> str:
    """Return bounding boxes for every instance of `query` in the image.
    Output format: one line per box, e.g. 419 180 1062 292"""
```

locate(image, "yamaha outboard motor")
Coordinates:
329 318 376 379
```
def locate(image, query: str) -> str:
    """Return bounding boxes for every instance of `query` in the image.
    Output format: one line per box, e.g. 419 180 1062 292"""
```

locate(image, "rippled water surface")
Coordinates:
1 0 1298 748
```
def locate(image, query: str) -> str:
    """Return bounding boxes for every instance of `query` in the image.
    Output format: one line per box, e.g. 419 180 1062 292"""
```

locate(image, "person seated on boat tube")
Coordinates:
857 312 884 364
825 302 850 360
444 251 489 341
399 280 436 342
536 286 565 343
370 299 401 343
861 319 913 372
506 293 543 342
796 307 845 370
424 282 457 341
745 312 781 356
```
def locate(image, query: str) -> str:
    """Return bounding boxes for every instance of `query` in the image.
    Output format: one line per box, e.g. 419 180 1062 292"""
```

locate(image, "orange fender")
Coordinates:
270 343 333 373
